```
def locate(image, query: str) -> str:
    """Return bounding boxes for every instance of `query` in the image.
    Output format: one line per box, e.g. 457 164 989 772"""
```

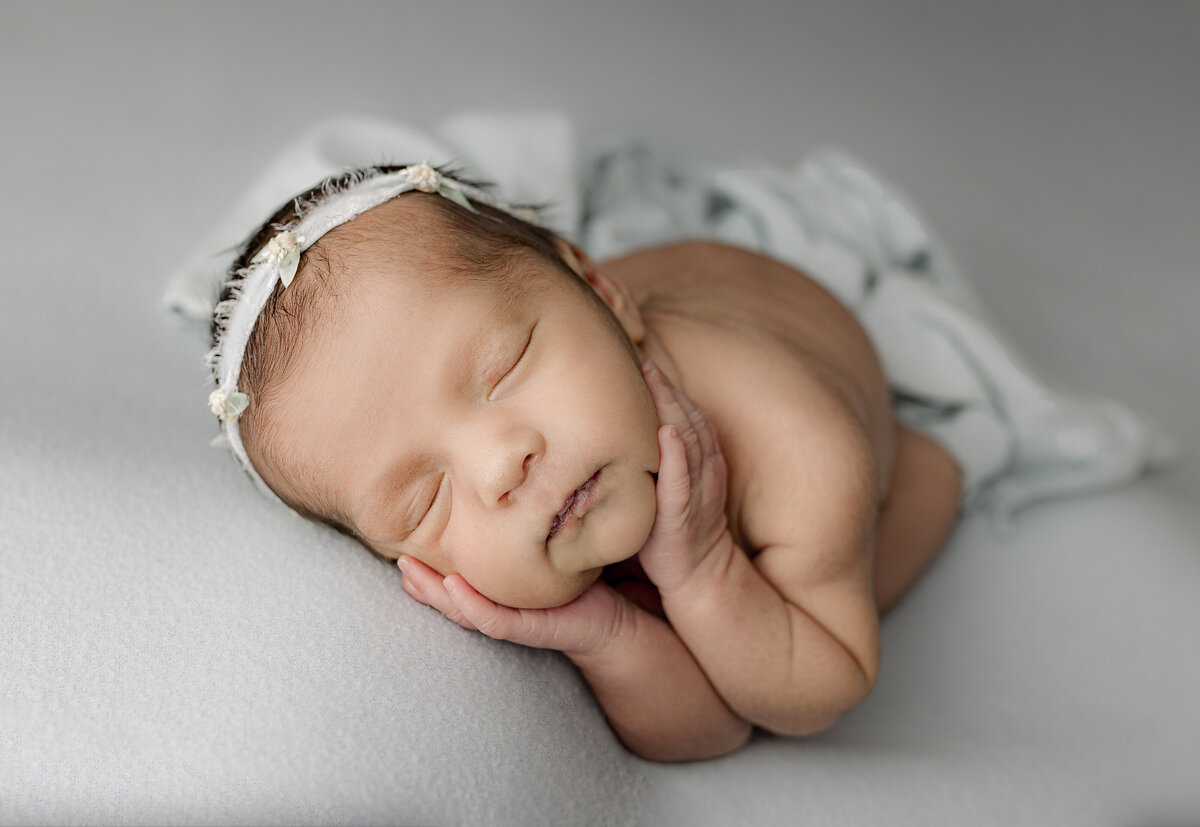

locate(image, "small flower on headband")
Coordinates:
401 163 441 193
401 163 480 214
209 388 250 422
251 229 305 287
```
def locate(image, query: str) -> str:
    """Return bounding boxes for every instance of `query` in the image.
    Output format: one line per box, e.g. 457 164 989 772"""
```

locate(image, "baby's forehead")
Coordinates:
315 197 457 272
291 210 550 369
311 195 548 295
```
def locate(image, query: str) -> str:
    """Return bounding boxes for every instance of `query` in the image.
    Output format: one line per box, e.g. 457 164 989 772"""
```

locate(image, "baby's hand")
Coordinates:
639 361 734 595
397 555 635 657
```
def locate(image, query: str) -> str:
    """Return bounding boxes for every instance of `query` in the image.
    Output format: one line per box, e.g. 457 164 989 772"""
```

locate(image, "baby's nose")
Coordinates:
476 425 543 506
498 452 537 503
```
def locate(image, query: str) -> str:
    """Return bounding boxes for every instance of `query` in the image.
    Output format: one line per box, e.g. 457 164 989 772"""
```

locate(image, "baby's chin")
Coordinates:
492 534 648 609
481 476 658 609
498 567 607 610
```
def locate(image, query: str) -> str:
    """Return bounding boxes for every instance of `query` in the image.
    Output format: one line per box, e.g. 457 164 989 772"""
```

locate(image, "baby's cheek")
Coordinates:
398 542 452 580
611 473 658 560
478 567 592 610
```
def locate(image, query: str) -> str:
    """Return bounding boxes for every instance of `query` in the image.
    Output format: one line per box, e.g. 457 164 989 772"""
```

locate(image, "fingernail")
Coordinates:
396 555 410 573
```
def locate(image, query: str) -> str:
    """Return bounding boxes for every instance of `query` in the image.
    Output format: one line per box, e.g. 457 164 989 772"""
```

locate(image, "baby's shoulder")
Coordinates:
605 240 791 301
614 241 892 552
608 241 876 375
659 309 882 551
613 240 889 444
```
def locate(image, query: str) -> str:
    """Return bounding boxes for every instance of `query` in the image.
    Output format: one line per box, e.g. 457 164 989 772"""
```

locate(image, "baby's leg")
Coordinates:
873 425 963 615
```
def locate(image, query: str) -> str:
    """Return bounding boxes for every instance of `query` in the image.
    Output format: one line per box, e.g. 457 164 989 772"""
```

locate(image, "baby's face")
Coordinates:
263 230 661 608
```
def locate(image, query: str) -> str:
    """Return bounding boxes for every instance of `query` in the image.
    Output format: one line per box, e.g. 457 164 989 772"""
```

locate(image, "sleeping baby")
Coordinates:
207 163 962 762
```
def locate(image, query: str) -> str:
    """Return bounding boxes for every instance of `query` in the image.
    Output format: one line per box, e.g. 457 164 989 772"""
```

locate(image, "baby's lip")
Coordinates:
547 468 602 541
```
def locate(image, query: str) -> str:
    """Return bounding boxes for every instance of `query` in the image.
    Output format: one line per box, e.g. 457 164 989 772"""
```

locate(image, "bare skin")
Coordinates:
394 239 963 762
608 242 962 616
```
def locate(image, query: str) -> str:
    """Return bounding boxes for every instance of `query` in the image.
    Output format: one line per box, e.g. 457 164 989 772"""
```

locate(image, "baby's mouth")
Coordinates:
547 469 602 541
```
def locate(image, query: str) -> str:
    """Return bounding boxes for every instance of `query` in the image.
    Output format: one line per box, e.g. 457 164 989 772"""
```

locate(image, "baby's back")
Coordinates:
604 241 895 550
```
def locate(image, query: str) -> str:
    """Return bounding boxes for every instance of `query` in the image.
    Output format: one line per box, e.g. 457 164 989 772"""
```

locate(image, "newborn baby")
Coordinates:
208 164 962 762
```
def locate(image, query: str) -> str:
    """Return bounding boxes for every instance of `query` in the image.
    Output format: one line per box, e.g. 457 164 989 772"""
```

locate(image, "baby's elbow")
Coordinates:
832 648 879 721
775 709 842 739
833 623 881 712
853 647 880 704
767 698 852 738
766 697 858 739
628 717 754 764
770 660 879 738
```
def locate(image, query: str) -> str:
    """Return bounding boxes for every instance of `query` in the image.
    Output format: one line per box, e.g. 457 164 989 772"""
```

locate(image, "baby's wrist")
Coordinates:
656 529 739 602
563 596 643 669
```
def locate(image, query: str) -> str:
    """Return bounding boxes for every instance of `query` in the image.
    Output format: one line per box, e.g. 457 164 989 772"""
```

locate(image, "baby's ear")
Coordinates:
552 239 646 344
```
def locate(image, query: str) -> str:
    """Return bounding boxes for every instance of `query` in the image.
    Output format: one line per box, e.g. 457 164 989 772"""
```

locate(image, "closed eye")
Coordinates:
414 473 447 531
490 323 536 397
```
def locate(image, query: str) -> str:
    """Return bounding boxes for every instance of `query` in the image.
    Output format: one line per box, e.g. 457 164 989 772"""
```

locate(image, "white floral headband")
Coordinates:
207 163 525 502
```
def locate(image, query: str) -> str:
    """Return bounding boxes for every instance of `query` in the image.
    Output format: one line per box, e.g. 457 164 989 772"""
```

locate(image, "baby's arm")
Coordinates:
640 365 880 736
399 362 877 758
398 557 751 762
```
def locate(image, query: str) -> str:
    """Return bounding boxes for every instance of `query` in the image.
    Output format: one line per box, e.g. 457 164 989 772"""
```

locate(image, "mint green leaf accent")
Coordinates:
439 184 479 214
224 392 250 418
278 247 301 287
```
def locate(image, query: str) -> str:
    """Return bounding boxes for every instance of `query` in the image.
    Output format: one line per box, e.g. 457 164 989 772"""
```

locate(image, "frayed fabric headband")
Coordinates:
206 163 524 503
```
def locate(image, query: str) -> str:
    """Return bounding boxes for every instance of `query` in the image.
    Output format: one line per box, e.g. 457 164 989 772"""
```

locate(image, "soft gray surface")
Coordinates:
2 2 1198 826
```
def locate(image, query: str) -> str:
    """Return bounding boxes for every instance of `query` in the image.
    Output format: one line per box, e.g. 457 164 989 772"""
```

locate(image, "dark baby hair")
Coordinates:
211 163 569 353
210 163 577 531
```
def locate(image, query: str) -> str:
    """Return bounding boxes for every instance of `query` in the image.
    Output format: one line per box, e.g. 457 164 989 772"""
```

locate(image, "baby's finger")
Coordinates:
642 362 703 478
401 568 429 604
398 556 477 630
654 424 693 527
668 386 708 479
673 384 720 466
443 575 552 647
642 362 689 429
397 554 444 595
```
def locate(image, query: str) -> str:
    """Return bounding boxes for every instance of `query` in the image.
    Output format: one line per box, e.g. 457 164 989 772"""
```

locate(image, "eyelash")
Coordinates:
492 324 535 394
417 474 446 526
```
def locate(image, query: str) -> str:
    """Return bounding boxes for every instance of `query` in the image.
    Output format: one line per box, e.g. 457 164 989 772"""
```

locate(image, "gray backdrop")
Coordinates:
3 2 1198 825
